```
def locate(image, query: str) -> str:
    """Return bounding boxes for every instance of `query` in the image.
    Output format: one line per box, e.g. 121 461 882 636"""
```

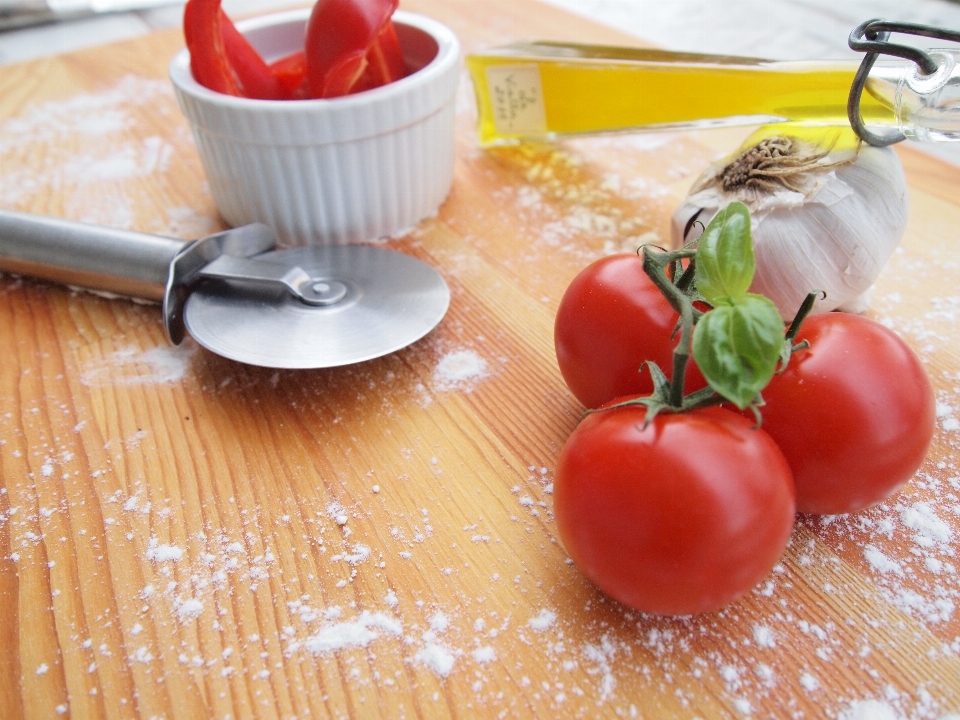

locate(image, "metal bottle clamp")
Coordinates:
848 18 960 146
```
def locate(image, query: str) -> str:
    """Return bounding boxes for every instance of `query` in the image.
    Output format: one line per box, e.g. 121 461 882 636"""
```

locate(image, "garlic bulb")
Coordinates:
670 132 909 320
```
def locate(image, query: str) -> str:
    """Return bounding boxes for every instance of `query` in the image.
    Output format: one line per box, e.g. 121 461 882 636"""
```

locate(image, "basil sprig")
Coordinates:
595 200 815 424
691 203 784 409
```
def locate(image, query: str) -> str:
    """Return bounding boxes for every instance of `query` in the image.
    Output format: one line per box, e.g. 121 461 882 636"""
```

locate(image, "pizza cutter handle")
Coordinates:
0 208 187 301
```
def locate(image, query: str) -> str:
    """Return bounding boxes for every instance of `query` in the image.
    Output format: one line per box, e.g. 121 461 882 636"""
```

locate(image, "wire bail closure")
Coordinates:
848 18 960 146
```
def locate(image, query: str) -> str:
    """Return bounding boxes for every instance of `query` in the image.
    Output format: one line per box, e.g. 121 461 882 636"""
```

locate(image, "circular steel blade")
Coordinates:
183 245 449 369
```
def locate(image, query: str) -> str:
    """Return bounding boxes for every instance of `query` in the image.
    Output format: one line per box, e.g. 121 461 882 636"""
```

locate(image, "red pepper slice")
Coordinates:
220 13 286 100
269 51 310 99
350 20 407 95
184 0 406 100
183 0 241 96
304 0 408 99
184 0 291 99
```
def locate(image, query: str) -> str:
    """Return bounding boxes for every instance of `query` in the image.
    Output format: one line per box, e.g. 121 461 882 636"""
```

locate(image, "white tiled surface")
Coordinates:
3 0 960 162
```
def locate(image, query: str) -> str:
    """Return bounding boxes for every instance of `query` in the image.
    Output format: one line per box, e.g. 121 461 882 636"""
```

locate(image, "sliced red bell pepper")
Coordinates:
269 51 310 100
183 0 241 96
184 0 406 101
185 0 291 99
304 0 408 99
351 20 407 95
220 13 286 100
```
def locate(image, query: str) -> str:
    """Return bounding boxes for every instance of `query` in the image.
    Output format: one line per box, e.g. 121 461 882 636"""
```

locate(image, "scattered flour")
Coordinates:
901 502 952 546
1 76 164 145
415 642 457 678
330 544 371 565
429 611 450 633
582 634 617 700
528 609 557 632
0 75 210 234
472 646 497 663
863 545 904 577
840 699 902 720
145 539 184 563
432 349 489 392
176 599 204 622
798 671 819 693
61 135 172 183
752 624 776 649
298 611 403 655
80 344 197 387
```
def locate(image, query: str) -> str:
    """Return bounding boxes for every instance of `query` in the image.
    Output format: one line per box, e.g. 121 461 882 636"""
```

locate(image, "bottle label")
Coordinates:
484 64 547 136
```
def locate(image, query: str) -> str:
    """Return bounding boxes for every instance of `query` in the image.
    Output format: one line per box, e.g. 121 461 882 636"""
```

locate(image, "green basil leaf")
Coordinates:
695 201 755 304
692 294 785 409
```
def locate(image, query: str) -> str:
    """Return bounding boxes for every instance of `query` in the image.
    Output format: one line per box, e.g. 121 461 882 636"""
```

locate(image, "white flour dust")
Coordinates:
478 139 676 267
841 700 900 720
7 343 960 718
145 538 184 563
0 75 216 236
432 349 489 392
296 611 403 655
80 344 197 387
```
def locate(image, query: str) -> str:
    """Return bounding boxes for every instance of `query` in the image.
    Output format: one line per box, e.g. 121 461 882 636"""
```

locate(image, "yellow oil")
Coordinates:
465 42 894 146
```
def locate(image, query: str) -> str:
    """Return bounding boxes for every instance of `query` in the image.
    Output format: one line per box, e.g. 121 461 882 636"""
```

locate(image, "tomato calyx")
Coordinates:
779 289 822 366
590 244 714 424
590 201 819 426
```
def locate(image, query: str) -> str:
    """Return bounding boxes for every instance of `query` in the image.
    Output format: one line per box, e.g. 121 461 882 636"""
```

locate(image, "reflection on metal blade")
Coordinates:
183 244 449 369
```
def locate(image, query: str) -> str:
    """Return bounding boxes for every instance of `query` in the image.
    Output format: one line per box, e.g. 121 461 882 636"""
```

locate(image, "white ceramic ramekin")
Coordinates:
169 9 460 246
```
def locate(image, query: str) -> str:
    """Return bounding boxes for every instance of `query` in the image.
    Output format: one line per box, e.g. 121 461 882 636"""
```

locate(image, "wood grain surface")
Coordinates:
2 1 960 718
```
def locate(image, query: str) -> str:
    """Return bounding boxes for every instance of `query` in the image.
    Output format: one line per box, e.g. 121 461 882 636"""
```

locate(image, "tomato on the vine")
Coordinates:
759 312 935 515
554 254 704 409
554 401 795 616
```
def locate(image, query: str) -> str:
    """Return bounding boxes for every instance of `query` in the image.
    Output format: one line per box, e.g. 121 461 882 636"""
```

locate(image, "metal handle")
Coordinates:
0 0 59 30
0 209 187 301
198 254 349 306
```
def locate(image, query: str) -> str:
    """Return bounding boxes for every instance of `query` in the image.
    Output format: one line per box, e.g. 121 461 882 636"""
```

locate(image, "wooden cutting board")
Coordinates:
2 1 959 717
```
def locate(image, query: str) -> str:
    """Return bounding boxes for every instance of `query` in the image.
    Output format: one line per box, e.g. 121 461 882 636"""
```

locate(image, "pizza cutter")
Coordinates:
0 209 450 369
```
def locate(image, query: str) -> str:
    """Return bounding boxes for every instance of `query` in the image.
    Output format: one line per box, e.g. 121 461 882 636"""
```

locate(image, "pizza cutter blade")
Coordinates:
0 209 449 369
184 245 450 369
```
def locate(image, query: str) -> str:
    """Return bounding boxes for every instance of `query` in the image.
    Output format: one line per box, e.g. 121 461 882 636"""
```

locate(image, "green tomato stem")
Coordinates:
679 385 729 412
674 256 698 294
640 247 694 317
628 208 818 417
641 246 699 410
785 290 824 344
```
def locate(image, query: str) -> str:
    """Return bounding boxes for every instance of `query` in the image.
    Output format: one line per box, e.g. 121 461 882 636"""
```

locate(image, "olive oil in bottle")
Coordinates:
465 42 895 146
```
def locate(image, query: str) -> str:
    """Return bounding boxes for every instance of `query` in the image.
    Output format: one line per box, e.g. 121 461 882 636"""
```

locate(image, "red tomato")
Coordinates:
554 402 795 616
759 312 935 515
555 254 704 409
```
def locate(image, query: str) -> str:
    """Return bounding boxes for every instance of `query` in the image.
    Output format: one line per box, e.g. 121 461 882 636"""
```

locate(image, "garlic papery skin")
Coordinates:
670 132 909 321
